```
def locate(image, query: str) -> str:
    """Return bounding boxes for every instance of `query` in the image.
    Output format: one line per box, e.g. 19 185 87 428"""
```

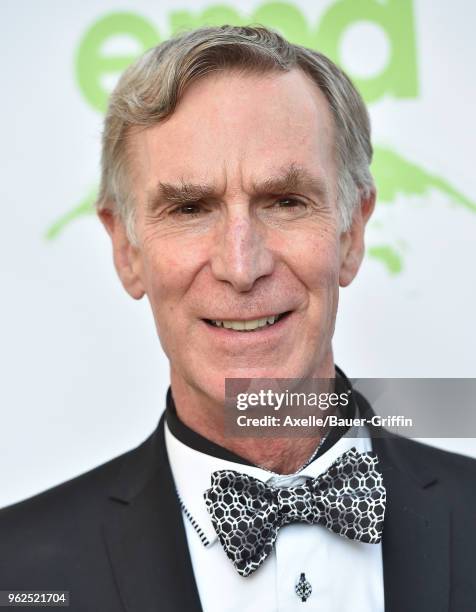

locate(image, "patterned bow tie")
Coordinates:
204 447 386 577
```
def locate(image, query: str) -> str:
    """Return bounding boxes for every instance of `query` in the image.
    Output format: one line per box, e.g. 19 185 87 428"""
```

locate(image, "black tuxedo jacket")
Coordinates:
1 392 475 611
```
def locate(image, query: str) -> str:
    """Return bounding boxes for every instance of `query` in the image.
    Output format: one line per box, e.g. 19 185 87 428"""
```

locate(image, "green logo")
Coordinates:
46 1 475 275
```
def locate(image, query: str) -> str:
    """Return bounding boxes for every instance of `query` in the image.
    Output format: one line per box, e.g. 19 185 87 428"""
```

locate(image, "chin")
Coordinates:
205 362 313 388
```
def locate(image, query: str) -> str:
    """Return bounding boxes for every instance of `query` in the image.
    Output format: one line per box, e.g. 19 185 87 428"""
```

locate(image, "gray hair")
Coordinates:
96 25 374 244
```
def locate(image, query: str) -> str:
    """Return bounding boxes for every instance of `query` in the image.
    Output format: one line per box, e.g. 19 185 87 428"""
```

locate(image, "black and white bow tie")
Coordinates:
204 447 386 577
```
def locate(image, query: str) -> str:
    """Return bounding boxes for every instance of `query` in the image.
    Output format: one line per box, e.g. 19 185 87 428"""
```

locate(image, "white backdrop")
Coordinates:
1 0 475 508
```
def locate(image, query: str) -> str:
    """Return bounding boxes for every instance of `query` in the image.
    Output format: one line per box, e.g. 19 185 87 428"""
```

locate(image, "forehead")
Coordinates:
128 68 336 194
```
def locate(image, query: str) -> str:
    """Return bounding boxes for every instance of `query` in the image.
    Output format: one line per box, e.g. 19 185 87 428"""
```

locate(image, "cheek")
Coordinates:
144 256 178 297
140 248 187 326
142 255 190 363
290 229 341 289
139 234 208 321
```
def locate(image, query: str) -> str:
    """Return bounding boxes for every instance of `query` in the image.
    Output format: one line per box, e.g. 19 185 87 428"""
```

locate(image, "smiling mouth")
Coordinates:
203 311 291 332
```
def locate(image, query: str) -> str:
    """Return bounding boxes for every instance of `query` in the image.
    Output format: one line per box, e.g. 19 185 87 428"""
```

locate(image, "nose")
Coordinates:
210 210 274 292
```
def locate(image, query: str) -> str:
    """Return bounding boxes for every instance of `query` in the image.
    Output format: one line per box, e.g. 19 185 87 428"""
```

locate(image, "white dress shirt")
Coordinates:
165 409 384 612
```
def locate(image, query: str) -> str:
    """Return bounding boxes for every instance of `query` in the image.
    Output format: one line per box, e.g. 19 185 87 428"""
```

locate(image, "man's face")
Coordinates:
104 68 372 402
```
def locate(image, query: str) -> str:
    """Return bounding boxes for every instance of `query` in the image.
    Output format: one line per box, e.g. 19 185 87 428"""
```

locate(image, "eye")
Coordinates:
275 198 302 208
169 202 206 216
271 197 308 211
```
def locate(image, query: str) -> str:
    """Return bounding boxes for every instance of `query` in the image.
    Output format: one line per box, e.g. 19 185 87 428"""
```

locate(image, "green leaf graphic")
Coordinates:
368 245 403 275
45 189 96 241
372 146 476 212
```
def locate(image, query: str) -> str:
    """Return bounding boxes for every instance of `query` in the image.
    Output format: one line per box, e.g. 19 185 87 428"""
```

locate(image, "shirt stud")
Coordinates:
295 572 312 602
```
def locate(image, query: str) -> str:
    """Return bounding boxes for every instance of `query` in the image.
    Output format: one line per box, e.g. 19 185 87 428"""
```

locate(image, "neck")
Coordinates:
170 356 336 475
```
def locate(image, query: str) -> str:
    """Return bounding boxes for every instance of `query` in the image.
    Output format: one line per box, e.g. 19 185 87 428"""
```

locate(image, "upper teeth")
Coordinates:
211 315 279 330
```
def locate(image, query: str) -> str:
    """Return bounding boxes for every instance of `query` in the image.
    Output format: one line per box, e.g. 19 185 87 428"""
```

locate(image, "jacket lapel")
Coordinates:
357 392 450 612
102 415 203 612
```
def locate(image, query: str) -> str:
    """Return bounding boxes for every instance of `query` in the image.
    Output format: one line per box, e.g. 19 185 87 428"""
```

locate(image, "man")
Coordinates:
1 25 475 611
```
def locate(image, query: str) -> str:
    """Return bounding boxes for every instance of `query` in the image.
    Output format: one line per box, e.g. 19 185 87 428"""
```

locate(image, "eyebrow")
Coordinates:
145 164 329 213
252 165 329 201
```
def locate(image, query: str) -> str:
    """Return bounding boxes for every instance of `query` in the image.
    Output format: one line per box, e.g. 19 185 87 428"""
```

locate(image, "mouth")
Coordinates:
203 311 291 332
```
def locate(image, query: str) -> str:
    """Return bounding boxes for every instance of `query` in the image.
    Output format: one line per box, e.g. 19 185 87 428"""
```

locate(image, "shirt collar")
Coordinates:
165 367 372 548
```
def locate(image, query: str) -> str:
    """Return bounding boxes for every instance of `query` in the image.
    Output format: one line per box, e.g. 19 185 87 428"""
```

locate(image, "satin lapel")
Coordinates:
358 391 450 612
102 416 203 612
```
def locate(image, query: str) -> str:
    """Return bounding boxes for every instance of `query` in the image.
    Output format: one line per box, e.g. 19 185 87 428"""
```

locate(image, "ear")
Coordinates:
339 188 376 287
98 206 145 300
